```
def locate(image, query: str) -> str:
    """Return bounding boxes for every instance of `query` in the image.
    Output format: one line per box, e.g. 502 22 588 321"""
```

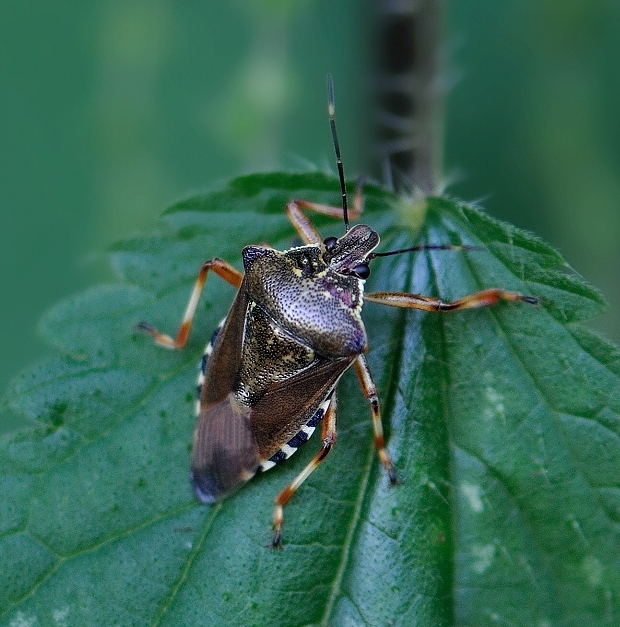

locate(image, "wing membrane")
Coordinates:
191 392 260 502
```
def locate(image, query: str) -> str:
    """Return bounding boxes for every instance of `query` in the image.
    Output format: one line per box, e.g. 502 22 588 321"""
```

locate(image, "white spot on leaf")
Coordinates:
472 543 496 574
482 372 506 423
582 555 603 587
10 612 37 627
461 482 484 513
53 608 69 627
484 386 505 421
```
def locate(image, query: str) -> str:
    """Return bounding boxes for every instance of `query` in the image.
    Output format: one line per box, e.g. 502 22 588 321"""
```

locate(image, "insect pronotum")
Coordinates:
139 75 538 547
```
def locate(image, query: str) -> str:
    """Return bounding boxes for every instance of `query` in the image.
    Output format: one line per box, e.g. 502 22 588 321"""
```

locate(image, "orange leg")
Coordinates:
285 183 364 245
272 393 338 548
354 354 398 484
138 258 243 349
365 288 538 312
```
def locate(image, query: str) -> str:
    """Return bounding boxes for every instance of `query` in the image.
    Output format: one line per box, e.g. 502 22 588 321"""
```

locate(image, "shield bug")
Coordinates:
139 75 538 547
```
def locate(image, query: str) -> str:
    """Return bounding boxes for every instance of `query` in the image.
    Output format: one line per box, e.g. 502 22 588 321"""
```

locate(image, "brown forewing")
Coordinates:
199 280 249 406
250 357 354 460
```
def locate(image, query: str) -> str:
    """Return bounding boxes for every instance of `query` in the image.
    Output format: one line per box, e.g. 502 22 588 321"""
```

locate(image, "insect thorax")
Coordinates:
242 243 368 358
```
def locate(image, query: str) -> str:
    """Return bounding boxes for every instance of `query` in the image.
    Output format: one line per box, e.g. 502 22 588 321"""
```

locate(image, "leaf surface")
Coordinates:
1 173 619 626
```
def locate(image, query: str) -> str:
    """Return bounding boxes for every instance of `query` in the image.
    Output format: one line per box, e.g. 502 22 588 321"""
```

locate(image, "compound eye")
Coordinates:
352 263 370 280
323 236 338 251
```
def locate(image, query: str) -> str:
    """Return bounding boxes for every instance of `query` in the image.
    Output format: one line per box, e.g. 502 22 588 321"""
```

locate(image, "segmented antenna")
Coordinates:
327 74 349 231
369 244 482 259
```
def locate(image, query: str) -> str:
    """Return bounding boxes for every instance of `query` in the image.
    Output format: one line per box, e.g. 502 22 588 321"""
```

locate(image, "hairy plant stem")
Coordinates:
374 0 445 195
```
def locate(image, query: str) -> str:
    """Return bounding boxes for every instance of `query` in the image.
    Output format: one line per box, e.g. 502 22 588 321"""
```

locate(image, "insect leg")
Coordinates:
364 288 539 311
285 183 364 244
354 354 398 484
271 393 338 548
138 258 243 349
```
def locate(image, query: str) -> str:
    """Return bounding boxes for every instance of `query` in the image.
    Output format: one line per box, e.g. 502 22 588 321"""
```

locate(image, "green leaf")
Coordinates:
1 172 619 626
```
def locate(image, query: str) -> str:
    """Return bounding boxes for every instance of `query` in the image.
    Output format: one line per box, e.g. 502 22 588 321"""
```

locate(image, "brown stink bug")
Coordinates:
139 75 538 547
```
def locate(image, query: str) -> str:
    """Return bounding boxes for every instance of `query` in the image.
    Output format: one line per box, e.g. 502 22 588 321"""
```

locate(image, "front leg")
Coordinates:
285 182 364 245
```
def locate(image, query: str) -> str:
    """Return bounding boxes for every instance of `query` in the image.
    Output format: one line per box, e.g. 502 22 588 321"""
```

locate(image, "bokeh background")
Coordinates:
1 1 619 433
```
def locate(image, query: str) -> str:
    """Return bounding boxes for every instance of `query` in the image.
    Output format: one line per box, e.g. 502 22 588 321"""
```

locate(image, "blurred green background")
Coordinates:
1 1 619 434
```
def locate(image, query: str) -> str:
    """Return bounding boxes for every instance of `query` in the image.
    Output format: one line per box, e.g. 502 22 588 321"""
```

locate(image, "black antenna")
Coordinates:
369 244 482 259
327 74 349 231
